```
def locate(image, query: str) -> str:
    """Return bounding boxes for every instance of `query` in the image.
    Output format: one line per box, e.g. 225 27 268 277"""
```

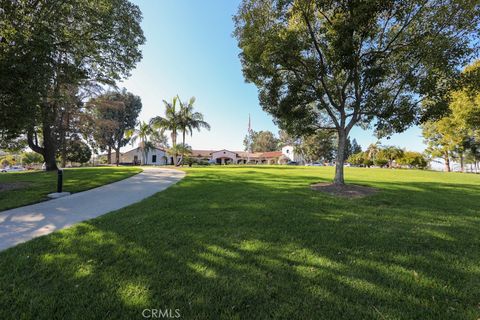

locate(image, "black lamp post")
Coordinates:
57 169 63 193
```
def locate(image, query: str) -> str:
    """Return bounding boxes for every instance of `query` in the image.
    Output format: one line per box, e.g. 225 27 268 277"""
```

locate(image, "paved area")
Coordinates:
0 167 185 251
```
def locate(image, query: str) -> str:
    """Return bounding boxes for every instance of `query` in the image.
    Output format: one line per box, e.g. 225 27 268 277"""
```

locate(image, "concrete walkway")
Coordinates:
0 167 185 251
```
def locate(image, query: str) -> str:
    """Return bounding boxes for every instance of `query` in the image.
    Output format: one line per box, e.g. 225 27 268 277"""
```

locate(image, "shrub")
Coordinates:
374 157 389 167
66 138 92 164
21 152 43 165
0 155 16 167
397 151 428 169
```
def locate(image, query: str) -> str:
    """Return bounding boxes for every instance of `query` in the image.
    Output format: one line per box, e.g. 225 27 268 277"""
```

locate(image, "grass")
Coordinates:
0 166 142 211
0 166 479 319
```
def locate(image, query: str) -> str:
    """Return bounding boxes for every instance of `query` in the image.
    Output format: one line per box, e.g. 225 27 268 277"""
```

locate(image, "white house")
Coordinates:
281 145 304 163
117 145 303 165
120 147 169 165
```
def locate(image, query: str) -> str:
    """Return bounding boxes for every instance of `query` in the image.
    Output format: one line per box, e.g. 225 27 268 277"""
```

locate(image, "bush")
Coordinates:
195 159 211 166
66 138 92 164
183 156 195 167
22 152 43 165
0 155 17 167
374 157 388 167
397 151 428 169
347 152 364 165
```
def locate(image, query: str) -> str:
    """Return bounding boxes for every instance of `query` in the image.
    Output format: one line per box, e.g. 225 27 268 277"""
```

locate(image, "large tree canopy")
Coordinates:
423 60 480 172
86 89 142 165
0 0 145 170
234 0 479 184
244 130 279 152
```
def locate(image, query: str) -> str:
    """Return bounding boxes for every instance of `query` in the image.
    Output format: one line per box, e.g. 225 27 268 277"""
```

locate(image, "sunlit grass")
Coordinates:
0 166 479 319
0 166 142 210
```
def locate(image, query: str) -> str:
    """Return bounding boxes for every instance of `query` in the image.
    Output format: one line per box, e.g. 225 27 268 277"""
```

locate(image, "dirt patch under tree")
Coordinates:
310 182 378 198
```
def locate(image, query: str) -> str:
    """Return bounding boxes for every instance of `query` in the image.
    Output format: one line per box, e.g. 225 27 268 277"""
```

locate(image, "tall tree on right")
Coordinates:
234 0 479 184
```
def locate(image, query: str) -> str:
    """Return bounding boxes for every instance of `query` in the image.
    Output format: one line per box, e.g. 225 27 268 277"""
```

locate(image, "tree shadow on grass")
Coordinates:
0 169 479 319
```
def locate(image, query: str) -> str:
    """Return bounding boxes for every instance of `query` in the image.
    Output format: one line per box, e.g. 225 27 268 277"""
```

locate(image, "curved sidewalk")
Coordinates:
0 167 185 251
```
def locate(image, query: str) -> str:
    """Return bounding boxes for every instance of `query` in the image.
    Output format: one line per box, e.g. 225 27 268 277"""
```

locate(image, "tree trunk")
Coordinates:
107 146 112 164
27 128 58 171
42 124 59 171
181 130 186 166
459 152 464 172
444 152 451 172
115 147 120 166
334 131 346 185
171 130 178 166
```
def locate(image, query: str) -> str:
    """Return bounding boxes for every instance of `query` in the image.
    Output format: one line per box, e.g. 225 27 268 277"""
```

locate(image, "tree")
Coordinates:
21 152 43 165
397 151 428 169
87 90 142 165
150 97 182 165
347 151 372 167
350 139 362 156
168 144 192 167
56 86 86 168
234 0 480 184
244 130 279 152
151 130 170 149
178 96 210 164
381 146 404 168
422 60 480 172
422 118 460 172
373 155 389 168
366 142 381 163
296 130 336 163
65 136 92 164
0 0 145 170
127 122 154 165
278 130 297 146
343 137 362 161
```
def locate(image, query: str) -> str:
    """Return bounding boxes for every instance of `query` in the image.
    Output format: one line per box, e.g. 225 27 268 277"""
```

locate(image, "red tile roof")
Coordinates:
190 149 283 159
261 151 283 158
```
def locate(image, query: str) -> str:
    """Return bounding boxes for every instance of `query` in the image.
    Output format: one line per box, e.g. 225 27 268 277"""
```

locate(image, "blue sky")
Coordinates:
120 0 426 152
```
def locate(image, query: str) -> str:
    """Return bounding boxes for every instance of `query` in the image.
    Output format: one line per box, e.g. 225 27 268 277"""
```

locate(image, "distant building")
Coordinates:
117 145 303 165
119 147 168 165
281 146 304 163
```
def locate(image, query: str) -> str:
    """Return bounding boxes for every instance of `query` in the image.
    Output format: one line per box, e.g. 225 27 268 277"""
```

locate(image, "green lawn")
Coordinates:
0 166 479 319
0 166 142 211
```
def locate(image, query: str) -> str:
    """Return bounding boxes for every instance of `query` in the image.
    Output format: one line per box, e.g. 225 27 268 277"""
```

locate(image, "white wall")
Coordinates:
121 148 167 165
281 145 305 163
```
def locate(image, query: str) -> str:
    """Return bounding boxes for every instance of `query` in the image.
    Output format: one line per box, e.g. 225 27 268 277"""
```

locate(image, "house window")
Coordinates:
152 155 157 163
286 149 290 154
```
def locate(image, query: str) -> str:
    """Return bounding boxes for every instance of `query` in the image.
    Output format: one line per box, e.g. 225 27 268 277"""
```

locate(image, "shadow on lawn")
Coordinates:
0 169 479 319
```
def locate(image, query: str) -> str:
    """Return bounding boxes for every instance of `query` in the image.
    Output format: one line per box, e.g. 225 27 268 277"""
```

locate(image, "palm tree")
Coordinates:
126 121 153 165
366 142 381 162
150 97 182 165
178 96 210 164
168 143 192 164
382 146 404 168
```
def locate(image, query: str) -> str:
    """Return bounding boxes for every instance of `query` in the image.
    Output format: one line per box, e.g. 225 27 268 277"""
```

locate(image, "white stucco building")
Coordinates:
119 147 169 165
116 145 303 165
281 146 304 163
